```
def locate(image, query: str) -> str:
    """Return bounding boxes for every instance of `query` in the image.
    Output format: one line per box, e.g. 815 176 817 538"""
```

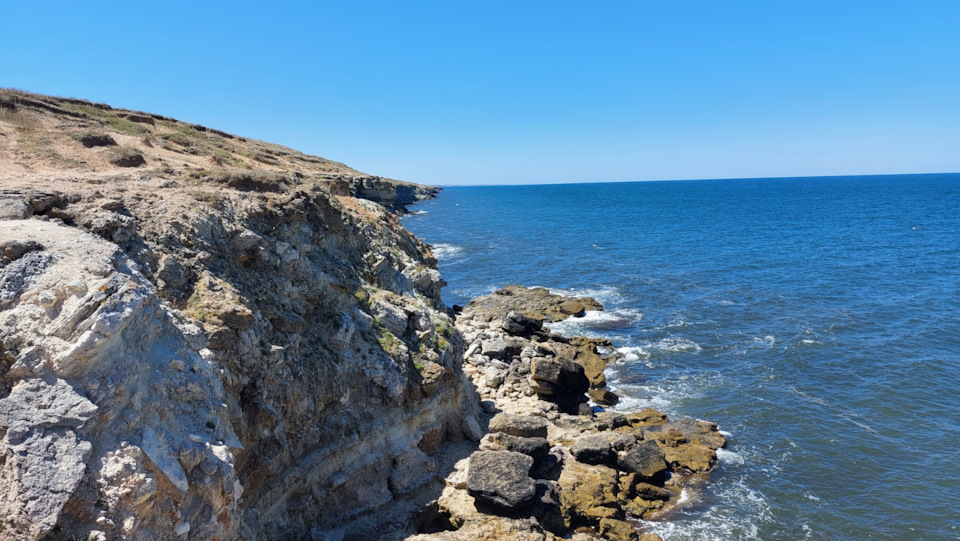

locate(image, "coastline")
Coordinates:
0 90 725 541
403 285 725 541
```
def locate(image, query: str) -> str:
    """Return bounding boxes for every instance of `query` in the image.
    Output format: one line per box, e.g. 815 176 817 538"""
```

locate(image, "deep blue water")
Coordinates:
403 174 960 540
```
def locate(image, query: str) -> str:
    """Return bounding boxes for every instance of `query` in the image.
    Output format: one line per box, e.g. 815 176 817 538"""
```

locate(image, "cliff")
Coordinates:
0 90 477 540
0 91 722 541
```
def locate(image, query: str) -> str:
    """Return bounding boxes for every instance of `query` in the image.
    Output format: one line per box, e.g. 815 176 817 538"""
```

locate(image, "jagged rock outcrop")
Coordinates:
410 286 726 541
0 178 477 541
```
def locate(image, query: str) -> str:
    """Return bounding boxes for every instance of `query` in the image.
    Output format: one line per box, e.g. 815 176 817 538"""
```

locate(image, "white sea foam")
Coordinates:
617 346 651 364
638 478 771 540
717 447 746 465
550 284 625 306
648 337 702 354
410 210 428 215
545 309 641 337
752 335 776 348
430 243 464 259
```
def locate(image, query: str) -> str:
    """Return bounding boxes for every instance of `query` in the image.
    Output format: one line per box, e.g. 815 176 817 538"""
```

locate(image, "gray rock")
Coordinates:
611 434 639 452
371 299 408 336
481 337 508 359
142 426 189 493
467 450 536 509
501 311 544 336
481 432 550 462
482 365 505 388
618 441 668 480
0 197 31 220
0 378 98 539
530 357 563 385
594 411 628 431
570 436 614 465
488 414 548 439
462 415 483 442
389 448 438 494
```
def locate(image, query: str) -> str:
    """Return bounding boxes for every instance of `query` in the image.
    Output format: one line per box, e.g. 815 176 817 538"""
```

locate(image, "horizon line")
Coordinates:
432 171 960 188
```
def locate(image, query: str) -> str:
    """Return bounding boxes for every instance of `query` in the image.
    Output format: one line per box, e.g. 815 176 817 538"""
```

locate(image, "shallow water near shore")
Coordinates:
403 173 960 540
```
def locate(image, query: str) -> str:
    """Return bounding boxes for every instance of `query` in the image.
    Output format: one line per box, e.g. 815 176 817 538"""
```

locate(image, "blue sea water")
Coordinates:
402 173 960 540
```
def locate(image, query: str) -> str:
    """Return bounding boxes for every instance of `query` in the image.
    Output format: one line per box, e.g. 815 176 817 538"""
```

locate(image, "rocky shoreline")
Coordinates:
404 285 726 541
0 90 724 541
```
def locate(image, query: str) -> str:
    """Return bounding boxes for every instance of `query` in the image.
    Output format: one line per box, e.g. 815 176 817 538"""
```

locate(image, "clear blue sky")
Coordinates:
3 1 958 185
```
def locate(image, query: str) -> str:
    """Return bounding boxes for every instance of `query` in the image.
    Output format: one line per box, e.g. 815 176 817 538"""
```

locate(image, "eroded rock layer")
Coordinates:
0 181 477 541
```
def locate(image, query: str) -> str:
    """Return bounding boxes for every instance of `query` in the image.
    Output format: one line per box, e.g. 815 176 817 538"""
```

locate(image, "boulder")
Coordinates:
501 311 543 336
634 483 670 502
557 461 621 527
467 451 536 509
570 436 614 466
588 388 619 406
599 518 639 541
462 415 483 442
617 441 667 481
558 299 587 317
594 411 628 431
480 433 550 463
488 414 548 439
481 337 508 359
0 197 31 220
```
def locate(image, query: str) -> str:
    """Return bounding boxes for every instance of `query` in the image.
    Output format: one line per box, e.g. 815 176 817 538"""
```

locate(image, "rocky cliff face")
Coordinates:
0 178 478 541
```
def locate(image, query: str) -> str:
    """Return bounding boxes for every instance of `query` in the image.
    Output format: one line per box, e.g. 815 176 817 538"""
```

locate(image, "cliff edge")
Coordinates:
0 90 474 540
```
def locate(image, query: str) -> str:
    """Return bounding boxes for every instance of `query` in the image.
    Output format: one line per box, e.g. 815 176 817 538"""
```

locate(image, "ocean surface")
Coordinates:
402 173 960 540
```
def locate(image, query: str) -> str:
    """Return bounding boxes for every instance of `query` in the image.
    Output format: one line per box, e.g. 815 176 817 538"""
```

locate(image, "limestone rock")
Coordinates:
0 197 31 220
588 388 620 406
467 451 536 509
599 517 639 541
488 414 549 439
618 441 668 481
570 436 614 466
625 408 668 427
480 433 550 463
0 378 98 540
557 461 621 527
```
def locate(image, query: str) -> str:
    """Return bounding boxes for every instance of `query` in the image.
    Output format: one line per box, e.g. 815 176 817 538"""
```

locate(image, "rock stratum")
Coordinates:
0 90 723 541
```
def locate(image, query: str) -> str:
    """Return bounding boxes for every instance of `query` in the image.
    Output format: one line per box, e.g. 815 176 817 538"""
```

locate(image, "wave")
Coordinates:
545 309 641 337
549 284 626 306
638 478 772 541
430 243 464 259
716 447 746 465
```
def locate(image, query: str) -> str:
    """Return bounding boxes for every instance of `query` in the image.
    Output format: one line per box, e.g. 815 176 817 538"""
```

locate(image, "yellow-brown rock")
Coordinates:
625 408 668 427
599 517 639 541
557 461 621 527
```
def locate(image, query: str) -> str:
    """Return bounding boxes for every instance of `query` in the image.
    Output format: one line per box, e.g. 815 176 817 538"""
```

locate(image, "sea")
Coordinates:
402 173 960 540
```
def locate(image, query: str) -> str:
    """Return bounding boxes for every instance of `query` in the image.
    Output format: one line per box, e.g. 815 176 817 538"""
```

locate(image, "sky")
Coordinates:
2 1 958 185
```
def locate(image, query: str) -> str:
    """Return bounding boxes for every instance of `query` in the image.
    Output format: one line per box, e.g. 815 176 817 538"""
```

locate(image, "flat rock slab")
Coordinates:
467 450 536 509
488 414 549 439
463 285 603 323
480 433 550 462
